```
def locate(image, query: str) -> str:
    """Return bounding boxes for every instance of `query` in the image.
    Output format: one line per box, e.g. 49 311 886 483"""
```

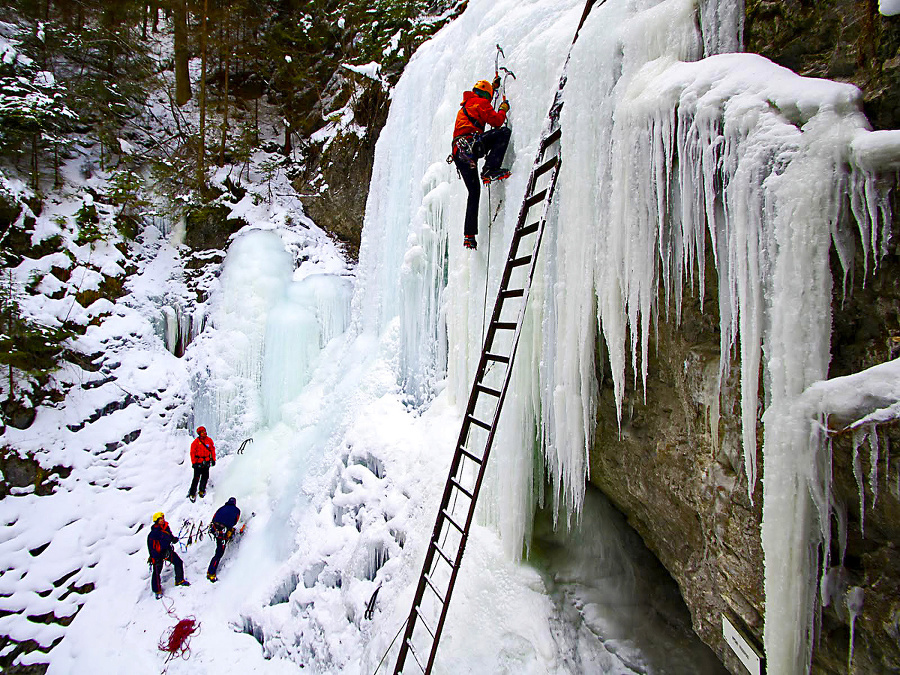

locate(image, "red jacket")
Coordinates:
190 435 216 464
452 90 507 139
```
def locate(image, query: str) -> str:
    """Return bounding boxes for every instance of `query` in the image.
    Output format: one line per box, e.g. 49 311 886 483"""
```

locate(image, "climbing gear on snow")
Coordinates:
365 585 382 620
158 597 200 665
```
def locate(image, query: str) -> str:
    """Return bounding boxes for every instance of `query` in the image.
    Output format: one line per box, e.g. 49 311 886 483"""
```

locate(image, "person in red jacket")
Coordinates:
188 426 216 502
450 77 511 250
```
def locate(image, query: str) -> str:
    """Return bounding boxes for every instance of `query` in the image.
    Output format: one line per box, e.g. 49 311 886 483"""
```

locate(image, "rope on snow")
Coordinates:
158 597 200 669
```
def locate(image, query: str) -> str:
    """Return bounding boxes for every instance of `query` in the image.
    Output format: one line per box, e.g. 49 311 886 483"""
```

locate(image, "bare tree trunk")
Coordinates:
219 7 231 167
197 0 208 186
31 134 39 191
173 0 191 107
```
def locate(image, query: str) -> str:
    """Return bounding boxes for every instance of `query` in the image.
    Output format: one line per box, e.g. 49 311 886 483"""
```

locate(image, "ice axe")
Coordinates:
499 65 517 95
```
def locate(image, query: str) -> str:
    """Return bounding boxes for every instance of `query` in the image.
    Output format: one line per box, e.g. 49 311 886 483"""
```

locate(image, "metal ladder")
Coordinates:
392 2 598 672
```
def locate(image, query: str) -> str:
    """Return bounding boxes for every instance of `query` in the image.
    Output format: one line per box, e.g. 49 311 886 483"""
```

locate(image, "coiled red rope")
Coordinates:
158 598 200 667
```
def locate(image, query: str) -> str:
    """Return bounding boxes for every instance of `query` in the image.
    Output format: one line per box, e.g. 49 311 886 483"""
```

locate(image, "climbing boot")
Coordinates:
198 490 205 499
480 168 511 185
188 492 196 503
207 573 217 583
175 579 191 587
463 235 477 250
155 592 164 599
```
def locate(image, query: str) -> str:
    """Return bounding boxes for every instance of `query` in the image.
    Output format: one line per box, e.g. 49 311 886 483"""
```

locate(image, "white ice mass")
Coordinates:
2 0 898 673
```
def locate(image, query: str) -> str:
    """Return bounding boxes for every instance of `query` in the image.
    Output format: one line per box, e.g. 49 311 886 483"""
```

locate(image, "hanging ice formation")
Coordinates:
350 0 898 671
190 230 352 445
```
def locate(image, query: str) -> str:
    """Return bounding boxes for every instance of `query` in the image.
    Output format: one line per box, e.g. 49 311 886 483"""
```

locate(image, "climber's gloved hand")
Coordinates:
499 100 510 113
492 75 501 91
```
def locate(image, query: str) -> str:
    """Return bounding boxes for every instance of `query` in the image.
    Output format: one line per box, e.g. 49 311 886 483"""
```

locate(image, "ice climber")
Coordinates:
451 76 511 250
147 512 189 598
188 426 216 502
207 497 241 582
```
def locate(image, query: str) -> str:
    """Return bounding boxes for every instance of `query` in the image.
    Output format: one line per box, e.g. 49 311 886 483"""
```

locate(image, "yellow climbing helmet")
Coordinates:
473 79 493 97
152 512 165 523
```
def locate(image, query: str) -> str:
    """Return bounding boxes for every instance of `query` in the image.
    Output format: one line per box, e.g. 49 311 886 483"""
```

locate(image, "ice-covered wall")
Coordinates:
190 230 352 446
353 0 897 671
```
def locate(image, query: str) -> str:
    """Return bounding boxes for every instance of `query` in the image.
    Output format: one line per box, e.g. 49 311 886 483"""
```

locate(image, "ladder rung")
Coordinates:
441 509 465 533
475 383 502 398
458 445 484 464
500 288 525 299
518 222 539 237
542 127 562 149
524 189 548 210
431 539 456 567
449 477 474 499
424 573 447 604
405 639 427 672
510 255 532 268
465 414 491 430
413 605 436 638
484 352 510 364
533 155 559 180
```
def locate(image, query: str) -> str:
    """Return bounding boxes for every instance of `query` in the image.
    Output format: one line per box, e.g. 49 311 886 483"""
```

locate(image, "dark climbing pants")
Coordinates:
207 533 230 576
189 462 210 497
453 127 511 237
151 551 184 594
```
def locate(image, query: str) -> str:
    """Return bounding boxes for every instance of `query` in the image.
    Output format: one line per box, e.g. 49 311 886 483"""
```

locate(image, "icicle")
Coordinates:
868 426 879 510
846 586 865 673
851 428 866 537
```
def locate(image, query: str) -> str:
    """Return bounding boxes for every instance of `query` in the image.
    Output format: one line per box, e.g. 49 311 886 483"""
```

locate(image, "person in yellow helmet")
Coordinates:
147 512 189 598
450 76 511 250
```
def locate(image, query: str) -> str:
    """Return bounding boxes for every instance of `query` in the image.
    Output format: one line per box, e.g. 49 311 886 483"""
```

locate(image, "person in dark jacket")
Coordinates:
207 497 241 582
188 426 216 502
147 512 189 598
451 77 511 250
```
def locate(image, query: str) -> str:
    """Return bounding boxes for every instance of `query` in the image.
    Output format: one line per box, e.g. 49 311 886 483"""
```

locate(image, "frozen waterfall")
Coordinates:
187 0 898 672
352 0 896 672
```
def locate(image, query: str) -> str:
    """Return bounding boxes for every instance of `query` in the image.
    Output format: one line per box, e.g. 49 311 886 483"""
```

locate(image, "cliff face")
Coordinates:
590 239 900 673
588 4 900 672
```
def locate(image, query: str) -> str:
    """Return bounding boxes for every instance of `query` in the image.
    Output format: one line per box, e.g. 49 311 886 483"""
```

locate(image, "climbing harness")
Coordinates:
157 597 200 669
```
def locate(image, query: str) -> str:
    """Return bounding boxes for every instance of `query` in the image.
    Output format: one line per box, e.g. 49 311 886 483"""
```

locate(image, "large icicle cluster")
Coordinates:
559 6 897 675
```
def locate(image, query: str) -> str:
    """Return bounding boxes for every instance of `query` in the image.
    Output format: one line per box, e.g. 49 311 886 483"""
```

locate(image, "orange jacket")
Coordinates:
452 90 507 139
190 435 216 464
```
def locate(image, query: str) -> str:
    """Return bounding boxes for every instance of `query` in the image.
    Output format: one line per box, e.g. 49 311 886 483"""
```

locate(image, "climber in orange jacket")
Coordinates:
450 77 511 250
187 426 216 502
